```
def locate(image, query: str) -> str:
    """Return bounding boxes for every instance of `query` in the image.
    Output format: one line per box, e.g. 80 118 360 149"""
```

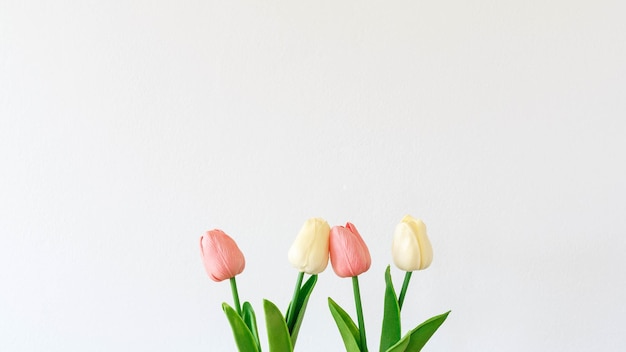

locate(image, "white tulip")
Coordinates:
288 218 331 274
392 215 433 271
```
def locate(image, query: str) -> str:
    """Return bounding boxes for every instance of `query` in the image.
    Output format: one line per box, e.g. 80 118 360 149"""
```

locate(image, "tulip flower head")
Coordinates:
329 222 372 278
392 215 433 271
288 217 331 274
200 229 246 282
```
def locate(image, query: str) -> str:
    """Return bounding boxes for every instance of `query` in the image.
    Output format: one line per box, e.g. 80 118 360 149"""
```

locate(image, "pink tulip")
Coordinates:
329 222 372 278
200 229 246 282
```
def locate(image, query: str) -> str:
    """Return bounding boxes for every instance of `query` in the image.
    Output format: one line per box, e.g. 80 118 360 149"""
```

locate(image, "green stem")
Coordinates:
352 276 368 352
286 271 305 330
229 277 242 316
398 271 413 311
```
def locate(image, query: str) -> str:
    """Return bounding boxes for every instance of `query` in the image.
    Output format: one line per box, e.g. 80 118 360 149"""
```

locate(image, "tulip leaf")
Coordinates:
289 274 317 346
328 297 361 352
380 266 402 352
383 336 410 352
285 272 304 330
222 303 260 352
386 311 450 352
264 299 294 352
242 301 261 352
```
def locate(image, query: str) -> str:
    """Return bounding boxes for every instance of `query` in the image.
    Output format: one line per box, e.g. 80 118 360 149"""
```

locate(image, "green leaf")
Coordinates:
403 311 450 352
242 302 261 352
264 299 293 352
222 303 260 352
285 272 304 330
386 311 450 352
384 336 410 352
289 274 318 346
380 266 402 352
285 301 293 326
328 297 361 352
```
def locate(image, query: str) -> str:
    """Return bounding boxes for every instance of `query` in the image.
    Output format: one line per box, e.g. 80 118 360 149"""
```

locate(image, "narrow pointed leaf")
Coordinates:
264 299 293 352
380 266 402 352
403 311 450 352
222 303 260 352
328 297 361 352
383 336 410 352
285 301 293 326
285 272 304 330
242 302 261 352
290 274 318 345
385 311 450 352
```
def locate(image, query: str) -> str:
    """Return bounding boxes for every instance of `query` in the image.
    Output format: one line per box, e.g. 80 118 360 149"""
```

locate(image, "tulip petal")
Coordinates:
392 222 421 272
288 218 330 274
403 217 433 270
329 223 371 278
201 230 246 282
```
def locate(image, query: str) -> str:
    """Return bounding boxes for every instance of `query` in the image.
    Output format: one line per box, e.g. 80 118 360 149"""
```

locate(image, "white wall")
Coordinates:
2 1 625 351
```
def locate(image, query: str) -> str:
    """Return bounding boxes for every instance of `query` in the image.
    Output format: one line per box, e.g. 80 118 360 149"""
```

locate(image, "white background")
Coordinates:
2 1 625 351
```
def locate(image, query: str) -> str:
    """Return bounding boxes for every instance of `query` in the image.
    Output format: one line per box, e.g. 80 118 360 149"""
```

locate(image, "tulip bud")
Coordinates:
391 215 433 271
200 229 246 282
288 218 331 274
329 222 372 278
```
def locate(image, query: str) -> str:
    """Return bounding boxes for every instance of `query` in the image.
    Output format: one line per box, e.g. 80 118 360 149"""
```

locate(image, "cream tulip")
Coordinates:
288 217 331 274
392 215 433 271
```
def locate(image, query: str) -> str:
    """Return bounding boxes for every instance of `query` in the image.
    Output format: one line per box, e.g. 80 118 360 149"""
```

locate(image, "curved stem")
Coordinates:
286 271 305 329
398 271 413 310
229 277 242 316
352 276 368 352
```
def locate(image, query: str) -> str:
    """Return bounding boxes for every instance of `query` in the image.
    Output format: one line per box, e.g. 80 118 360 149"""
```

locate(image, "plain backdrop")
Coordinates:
1 1 625 351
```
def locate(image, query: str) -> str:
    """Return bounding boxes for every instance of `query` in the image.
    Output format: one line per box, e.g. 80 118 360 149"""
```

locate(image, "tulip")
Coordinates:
391 215 433 271
200 229 246 282
328 222 371 351
287 218 331 274
285 218 330 338
329 222 372 278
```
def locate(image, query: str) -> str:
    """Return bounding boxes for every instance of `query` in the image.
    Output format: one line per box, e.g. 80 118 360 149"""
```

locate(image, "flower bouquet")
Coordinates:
200 215 450 351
